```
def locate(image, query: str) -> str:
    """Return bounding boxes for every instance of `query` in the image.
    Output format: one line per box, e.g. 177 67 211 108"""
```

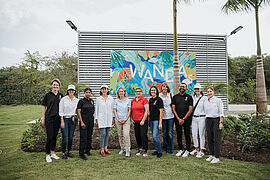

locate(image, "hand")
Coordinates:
132 120 134 126
219 122 223 130
179 119 184 125
112 119 115 125
61 122 65 129
72 116 75 123
95 121 98 127
140 120 145 126
81 122 86 129
158 123 162 130
41 119 45 128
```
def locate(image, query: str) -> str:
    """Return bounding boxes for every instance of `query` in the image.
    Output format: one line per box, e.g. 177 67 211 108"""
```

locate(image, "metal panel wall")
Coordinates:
78 31 228 110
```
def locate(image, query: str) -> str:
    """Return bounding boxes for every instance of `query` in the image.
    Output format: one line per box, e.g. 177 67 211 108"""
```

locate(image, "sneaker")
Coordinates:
190 149 198 155
182 150 189 157
152 151 158 156
61 154 68 159
176 150 183 157
66 152 74 158
143 152 148 157
51 154 60 160
157 153 162 158
136 149 143 156
46 155 52 163
210 157 220 164
125 151 130 157
85 151 91 156
119 149 125 155
206 155 214 162
80 155 87 160
196 152 205 158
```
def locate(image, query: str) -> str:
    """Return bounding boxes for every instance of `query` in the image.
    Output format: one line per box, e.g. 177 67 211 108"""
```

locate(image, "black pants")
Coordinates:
45 116 60 154
134 120 148 151
206 117 222 158
174 118 191 151
79 118 94 156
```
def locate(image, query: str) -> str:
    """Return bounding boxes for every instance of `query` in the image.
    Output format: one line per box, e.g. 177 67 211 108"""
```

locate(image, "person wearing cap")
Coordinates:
113 87 131 157
59 84 79 160
204 87 224 164
95 85 114 157
41 79 63 163
172 82 193 158
190 83 207 158
77 88 95 160
131 87 149 157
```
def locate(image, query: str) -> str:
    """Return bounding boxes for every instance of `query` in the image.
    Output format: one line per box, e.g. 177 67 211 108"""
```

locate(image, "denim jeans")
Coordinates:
61 117 77 153
162 118 174 154
150 120 162 153
99 127 110 148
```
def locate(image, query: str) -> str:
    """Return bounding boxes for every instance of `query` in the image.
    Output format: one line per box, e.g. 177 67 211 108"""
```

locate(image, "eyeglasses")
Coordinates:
135 91 142 93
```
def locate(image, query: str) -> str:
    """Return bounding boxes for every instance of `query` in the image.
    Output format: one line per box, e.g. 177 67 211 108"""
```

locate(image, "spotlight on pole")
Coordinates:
224 26 243 40
66 20 77 31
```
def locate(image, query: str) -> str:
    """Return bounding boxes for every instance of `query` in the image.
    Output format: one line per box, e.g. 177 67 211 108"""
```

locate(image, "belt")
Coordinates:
193 115 206 117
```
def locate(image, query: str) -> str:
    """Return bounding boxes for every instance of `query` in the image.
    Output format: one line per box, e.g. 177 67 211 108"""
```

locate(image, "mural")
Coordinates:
110 50 196 95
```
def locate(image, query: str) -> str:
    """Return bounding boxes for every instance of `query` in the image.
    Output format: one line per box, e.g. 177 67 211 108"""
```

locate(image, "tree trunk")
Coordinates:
173 0 180 95
255 7 267 117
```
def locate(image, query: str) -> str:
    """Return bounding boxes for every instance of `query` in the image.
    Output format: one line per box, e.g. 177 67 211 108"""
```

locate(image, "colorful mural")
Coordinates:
110 50 196 95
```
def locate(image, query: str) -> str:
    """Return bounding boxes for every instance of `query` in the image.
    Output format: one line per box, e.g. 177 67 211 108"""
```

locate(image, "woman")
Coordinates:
77 88 95 160
204 87 224 164
159 82 174 154
41 79 63 163
131 87 149 157
113 87 131 157
149 86 164 158
95 85 114 157
190 83 207 158
59 84 79 159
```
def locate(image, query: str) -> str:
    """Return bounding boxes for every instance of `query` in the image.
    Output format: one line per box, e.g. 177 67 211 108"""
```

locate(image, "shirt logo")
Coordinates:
153 100 157 105
185 97 188 101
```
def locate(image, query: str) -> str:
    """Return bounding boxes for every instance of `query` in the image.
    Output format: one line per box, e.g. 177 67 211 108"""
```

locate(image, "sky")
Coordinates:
0 0 270 68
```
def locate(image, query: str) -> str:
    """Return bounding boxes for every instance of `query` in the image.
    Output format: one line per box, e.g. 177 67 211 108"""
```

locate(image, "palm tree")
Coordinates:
222 0 269 116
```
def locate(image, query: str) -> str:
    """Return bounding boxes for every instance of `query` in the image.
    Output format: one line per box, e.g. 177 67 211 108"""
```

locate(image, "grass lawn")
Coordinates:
0 105 270 180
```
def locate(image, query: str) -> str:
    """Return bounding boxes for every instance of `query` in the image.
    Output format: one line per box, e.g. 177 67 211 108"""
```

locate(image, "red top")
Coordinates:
131 96 149 121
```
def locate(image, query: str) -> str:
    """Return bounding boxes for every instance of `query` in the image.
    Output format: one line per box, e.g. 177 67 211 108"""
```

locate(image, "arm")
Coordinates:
59 99 65 129
77 109 85 129
183 106 193 120
41 106 46 128
219 99 224 130
172 104 181 122
159 108 163 130
113 108 120 122
140 104 149 126
125 107 131 122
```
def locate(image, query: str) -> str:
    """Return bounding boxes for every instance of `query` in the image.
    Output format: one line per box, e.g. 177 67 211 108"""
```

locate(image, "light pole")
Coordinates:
224 26 243 41
66 20 78 32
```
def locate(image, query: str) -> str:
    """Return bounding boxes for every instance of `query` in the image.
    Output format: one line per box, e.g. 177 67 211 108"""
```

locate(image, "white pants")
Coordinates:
192 117 206 149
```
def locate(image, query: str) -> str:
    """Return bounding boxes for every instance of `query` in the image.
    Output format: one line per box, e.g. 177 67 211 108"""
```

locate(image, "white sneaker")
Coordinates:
196 152 205 158
190 150 198 155
176 150 183 157
51 154 60 160
46 155 52 163
210 157 220 164
182 150 189 157
125 151 130 157
206 155 214 162
119 149 125 155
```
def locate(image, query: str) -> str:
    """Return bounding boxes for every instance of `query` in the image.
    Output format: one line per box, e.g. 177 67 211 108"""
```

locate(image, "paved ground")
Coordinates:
227 104 270 116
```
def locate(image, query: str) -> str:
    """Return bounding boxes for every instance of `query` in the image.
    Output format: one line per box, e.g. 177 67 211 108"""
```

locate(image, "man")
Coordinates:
172 83 193 157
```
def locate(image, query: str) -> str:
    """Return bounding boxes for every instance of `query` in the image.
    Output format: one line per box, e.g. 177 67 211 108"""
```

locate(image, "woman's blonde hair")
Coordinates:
117 87 127 99
206 86 214 92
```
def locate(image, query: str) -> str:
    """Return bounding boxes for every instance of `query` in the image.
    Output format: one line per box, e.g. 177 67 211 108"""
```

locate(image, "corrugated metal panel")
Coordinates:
78 31 228 110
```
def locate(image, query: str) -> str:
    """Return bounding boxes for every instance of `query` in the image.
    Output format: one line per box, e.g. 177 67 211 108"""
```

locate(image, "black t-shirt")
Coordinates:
42 91 63 118
149 96 164 121
77 97 95 121
172 93 193 119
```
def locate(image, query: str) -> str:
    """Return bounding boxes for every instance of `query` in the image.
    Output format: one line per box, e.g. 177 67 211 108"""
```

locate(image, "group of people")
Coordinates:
41 79 224 164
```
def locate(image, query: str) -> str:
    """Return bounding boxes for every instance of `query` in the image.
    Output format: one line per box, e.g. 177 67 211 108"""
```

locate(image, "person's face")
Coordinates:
101 88 108 95
84 90 91 98
118 89 125 98
51 81 59 92
179 84 186 93
150 88 157 97
68 89 75 96
207 88 214 97
161 86 168 93
135 89 142 97
194 88 200 95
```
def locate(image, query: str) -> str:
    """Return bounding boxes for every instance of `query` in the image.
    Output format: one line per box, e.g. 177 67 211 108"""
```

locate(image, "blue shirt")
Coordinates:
113 98 131 121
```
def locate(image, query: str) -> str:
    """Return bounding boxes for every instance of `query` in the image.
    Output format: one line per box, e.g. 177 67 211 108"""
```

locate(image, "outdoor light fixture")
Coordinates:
224 26 243 40
66 20 77 31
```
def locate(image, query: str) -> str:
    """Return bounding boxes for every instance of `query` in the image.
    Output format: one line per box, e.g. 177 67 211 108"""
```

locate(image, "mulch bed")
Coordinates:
21 125 270 164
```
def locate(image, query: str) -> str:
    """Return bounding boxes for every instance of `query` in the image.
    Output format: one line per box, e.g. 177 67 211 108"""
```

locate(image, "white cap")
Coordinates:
100 84 109 89
67 84 76 91
194 83 202 89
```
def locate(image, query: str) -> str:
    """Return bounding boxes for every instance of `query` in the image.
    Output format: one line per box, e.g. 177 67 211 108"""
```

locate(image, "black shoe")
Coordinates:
152 151 158 156
85 151 91 156
157 153 162 158
66 152 74 158
61 154 68 159
80 155 87 160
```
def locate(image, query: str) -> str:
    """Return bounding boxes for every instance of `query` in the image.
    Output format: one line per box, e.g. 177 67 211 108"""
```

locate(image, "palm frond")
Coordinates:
222 0 252 13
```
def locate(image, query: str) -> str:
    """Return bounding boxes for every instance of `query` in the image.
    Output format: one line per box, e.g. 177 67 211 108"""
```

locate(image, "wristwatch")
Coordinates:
183 118 186 121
